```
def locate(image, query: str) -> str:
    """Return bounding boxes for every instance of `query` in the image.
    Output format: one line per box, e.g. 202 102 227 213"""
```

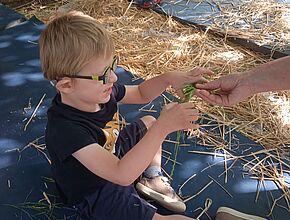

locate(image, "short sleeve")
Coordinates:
46 122 98 162
112 82 126 102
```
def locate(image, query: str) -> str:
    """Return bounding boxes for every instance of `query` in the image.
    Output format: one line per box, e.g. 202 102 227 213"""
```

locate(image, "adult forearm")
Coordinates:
246 56 290 95
116 121 168 185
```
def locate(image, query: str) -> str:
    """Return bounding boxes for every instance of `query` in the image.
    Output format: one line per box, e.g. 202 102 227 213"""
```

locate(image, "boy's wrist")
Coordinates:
163 71 175 87
152 119 171 137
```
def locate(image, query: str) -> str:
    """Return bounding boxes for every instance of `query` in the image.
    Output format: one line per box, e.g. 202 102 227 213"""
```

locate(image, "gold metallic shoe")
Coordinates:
136 176 186 213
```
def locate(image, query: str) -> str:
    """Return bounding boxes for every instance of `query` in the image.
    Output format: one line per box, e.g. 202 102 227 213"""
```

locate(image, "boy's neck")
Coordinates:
60 94 101 113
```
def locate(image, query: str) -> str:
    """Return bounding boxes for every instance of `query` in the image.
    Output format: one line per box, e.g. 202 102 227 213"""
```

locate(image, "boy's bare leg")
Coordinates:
153 213 194 220
150 144 162 167
138 116 186 213
140 115 161 168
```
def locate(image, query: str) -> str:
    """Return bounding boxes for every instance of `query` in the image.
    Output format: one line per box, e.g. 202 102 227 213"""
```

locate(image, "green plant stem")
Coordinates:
170 83 196 178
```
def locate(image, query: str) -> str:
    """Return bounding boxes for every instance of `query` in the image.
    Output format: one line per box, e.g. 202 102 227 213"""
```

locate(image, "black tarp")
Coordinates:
0 4 289 219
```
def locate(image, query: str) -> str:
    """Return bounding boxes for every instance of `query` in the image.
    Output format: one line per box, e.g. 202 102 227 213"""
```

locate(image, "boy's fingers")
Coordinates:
187 123 200 130
185 111 199 119
189 67 214 77
196 77 208 84
180 102 196 109
176 89 184 99
189 115 199 121
164 102 178 110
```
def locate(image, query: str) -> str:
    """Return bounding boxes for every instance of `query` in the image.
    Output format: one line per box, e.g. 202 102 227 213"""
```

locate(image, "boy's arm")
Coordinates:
121 74 168 104
120 67 213 104
72 120 167 186
73 102 199 186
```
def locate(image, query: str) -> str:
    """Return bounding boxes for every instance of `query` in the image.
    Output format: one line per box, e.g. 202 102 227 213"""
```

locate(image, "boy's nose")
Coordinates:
108 70 118 83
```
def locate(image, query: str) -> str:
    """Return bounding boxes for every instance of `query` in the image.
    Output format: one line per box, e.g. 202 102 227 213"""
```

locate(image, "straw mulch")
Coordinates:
15 0 290 158
71 0 290 159
208 0 290 51
156 0 290 51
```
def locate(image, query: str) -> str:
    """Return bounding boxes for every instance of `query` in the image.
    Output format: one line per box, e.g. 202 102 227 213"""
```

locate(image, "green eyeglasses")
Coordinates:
68 55 119 84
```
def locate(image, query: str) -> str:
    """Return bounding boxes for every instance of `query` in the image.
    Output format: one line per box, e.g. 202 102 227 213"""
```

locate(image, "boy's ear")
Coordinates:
55 78 74 94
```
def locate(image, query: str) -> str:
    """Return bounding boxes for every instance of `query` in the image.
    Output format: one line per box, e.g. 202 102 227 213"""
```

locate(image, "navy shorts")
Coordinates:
75 119 157 220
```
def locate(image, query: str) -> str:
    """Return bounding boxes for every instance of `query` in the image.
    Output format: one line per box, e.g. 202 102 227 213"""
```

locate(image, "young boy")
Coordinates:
39 11 267 220
39 11 207 220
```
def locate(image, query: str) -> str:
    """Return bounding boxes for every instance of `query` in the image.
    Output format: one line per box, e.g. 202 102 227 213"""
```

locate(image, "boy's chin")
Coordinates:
100 96 111 104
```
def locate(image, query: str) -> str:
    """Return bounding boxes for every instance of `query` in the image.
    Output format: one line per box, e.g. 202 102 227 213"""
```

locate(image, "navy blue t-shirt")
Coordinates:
45 83 126 205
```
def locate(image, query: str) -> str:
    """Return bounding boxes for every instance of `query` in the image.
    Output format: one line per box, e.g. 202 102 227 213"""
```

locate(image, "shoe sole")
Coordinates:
135 182 186 213
216 207 268 220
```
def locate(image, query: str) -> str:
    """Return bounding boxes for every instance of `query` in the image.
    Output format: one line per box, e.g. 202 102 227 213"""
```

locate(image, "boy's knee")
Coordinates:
140 115 156 129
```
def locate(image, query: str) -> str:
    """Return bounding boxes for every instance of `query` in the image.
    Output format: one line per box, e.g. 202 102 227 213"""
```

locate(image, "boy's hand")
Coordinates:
166 67 213 99
158 102 199 134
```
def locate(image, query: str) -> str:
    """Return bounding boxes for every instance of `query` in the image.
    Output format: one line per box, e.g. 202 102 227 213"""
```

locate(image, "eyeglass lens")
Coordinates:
104 56 118 84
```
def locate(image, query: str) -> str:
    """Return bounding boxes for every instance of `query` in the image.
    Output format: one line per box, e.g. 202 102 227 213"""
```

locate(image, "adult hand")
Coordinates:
195 73 253 106
166 67 213 98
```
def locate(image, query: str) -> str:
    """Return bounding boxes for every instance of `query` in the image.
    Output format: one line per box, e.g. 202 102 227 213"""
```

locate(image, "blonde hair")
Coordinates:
39 11 114 80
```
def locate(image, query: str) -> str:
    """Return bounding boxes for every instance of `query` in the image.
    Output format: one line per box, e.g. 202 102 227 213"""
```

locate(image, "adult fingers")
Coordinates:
195 89 226 106
195 79 221 90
